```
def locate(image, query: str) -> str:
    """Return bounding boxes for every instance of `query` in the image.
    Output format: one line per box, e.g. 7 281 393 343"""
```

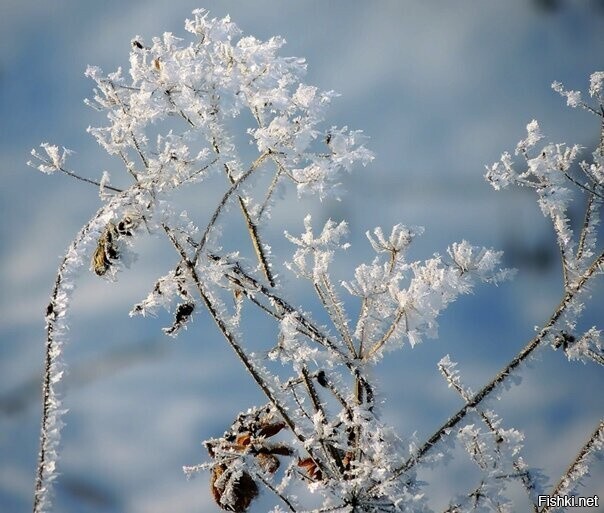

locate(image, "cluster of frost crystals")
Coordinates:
551 81 582 108
562 327 603 364
438 354 466 393
589 71 604 100
341 231 511 351
83 8 372 207
284 215 350 280
487 123 579 279
487 72 604 291
269 312 331 369
328 414 429 512
28 143 73 174
457 419 523 472
553 71 604 108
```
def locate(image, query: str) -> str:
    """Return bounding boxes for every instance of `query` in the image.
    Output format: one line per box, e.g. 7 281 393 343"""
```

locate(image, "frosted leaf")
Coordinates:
162 302 196 338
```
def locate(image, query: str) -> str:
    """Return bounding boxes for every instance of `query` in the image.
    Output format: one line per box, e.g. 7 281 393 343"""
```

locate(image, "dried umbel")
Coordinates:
205 406 292 512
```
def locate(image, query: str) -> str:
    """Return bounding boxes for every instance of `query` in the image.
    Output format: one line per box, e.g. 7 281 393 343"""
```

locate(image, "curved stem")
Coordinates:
33 189 136 513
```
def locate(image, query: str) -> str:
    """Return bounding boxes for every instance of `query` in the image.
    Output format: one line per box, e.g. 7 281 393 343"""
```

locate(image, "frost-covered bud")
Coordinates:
552 80 582 108
447 240 513 284
589 71 604 99
485 152 517 190
515 120 543 155
28 143 73 174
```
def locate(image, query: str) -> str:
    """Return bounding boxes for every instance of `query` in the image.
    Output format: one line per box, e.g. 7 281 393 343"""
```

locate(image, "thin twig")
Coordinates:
225 165 276 287
320 276 356 357
576 192 596 261
364 309 405 361
56 166 123 192
301 367 345 475
562 171 604 200
255 472 297 512
34 189 136 513
192 151 269 261
258 168 284 220
585 348 604 366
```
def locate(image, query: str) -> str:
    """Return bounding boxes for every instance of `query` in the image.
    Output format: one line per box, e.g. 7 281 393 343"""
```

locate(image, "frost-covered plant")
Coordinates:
29 10 603 513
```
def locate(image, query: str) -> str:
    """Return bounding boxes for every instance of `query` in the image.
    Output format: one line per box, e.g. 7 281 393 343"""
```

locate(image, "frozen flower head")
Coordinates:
515 120 543 156
285 215 350 279
367 224 424 256
589 71 604 100
28 143 73 174
552 80 582 108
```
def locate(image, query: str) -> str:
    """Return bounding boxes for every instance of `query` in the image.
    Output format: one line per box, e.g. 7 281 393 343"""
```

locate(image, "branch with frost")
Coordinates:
31 10 374 513
539 420 604 513
373 74 604 497
376 247 604 496
439 355 542 512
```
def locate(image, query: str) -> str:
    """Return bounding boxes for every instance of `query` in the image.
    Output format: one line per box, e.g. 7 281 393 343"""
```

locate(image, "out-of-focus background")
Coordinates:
1 1 603 512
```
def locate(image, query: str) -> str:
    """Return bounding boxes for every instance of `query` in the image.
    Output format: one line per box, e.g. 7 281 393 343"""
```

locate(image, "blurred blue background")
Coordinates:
1 1 603 512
